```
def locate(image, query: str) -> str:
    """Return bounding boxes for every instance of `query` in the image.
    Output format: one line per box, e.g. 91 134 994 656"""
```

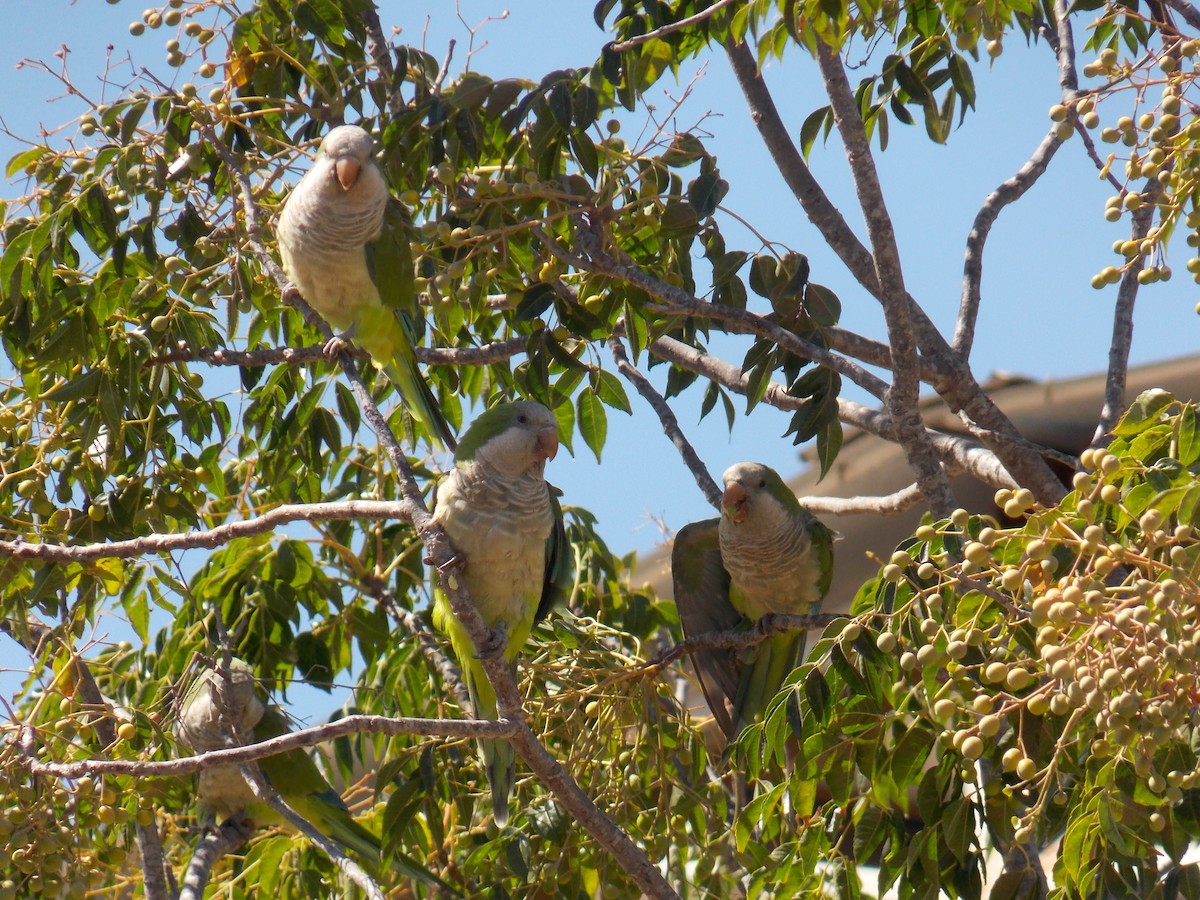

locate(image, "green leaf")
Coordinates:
593 370 631 414
1114 389 1174 435
800 106 832 159
577 389 607 463
515 283 556 321
687 170 728 218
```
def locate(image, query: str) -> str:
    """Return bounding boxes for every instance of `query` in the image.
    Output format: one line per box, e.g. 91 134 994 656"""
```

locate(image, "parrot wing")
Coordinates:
535 483 573 624
362 197 456 449
671 518 743 739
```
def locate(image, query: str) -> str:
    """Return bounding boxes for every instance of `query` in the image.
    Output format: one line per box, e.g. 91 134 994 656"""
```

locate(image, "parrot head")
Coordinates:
720 462 797 525
315 124 378 192
455 400 560 477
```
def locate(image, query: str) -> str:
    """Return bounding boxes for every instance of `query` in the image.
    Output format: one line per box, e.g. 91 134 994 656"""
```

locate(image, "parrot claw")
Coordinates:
322 335 349 360
476 621 509 658
755 614 782 637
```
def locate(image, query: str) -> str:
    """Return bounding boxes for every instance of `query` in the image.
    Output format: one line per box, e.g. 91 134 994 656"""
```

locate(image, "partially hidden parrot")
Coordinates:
173 659 382 874
276 124 455 448
431 400 572 825
671 462 834 740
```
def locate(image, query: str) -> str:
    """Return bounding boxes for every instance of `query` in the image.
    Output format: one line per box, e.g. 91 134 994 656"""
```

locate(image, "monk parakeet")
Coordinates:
431 400 572 825
276 124 454 448
173 659 381 872
672 462 834 739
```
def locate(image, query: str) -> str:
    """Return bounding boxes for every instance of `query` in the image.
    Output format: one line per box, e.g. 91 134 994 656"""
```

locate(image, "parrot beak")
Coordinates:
722 481 748 523
333 157 361 191
535 425 559 462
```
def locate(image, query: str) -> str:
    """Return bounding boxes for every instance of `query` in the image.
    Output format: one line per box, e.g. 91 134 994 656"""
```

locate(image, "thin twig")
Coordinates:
19 713 516 780
639 613 845 675
796 483 932 516
146 337 530 369
608 332 722 508
238 763 385 899
609 0 742 51
0 500 409 562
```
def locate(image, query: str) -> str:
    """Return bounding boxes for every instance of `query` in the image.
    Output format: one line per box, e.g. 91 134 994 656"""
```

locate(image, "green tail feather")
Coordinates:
733 630 807 735
465 657 516 826
356 306 455 449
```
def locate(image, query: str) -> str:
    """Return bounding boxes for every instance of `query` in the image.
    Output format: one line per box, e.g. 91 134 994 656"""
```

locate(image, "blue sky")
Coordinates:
1 2 1196 711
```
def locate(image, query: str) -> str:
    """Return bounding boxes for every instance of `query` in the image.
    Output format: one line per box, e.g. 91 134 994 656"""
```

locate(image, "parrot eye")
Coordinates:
516 414 528 424
758 479 766 488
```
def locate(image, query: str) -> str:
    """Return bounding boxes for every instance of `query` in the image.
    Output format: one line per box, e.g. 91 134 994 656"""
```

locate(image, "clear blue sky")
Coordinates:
2 3 1196 710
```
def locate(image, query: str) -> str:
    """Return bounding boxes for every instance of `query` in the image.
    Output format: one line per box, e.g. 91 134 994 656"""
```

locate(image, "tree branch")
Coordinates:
609 0 742 51
608 332 723 509
178 816 255 900
0 500 409 562
815 42 956 516
639 613 845 676
20 713 516 781
648 334 1018 489
955 129 1064 357
1092 187 1157 445
724 39 1066 503
146 337 529 369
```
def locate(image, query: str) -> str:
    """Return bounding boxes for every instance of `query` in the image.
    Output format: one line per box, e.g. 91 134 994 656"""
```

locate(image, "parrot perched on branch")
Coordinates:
276 124 454 448
672 462 834 739
173 659 382 872
431 400 572 825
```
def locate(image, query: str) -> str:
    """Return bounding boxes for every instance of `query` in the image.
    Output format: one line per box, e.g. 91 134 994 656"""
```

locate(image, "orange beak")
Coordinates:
334 157 361 191
722 481 748 523
535 426 559 462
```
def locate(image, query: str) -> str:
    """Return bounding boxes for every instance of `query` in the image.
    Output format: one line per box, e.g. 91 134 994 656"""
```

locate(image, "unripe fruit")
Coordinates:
876 632 898 653
961 735 985 759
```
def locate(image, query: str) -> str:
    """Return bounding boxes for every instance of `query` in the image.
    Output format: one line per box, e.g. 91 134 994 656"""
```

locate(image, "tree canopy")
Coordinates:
3 0 1200 897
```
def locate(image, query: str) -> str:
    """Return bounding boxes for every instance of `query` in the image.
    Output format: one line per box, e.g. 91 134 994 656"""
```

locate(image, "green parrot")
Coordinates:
671 462 834 739
276 123 455 448
173 659 381 873
431 400 572 825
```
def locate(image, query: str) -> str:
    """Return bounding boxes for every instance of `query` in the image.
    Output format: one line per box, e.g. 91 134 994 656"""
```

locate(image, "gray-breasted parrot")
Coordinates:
431 400 571 825
276 124 454 447
672 462 834 739
173 659 381 872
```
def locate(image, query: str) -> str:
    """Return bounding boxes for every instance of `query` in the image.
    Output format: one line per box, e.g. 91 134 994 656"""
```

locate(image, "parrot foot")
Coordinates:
476 621 509 659
754 613 783 637
322 334 350 360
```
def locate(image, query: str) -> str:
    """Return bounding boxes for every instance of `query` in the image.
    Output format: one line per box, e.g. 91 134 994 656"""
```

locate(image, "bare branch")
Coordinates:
362 5 404 119
179 817 255 900
0 500 409 562
955 129 1064 357
1092 188 1158 445
1161 0 1200 29
815 42 956 517
608 332 723 509
609 0 742 51
147 337 529 370
797 483 932 516
724 40 1065 503
19 713 516 781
